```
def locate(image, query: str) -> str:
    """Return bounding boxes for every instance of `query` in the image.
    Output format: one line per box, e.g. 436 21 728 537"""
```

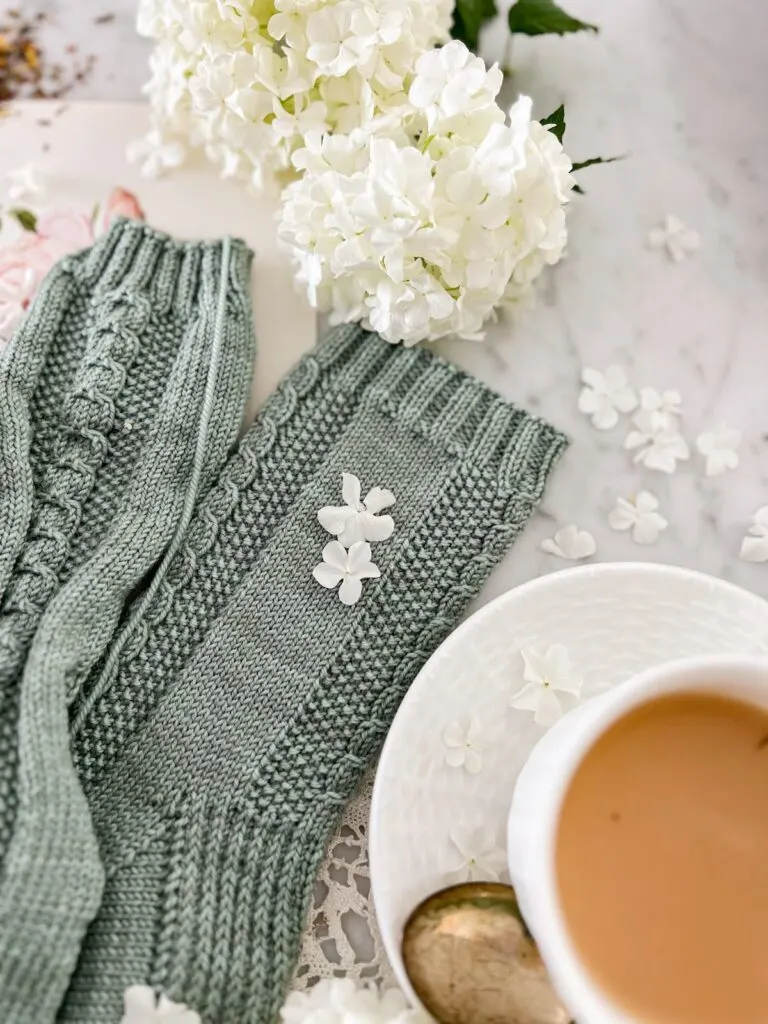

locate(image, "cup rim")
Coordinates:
507 651 768 1024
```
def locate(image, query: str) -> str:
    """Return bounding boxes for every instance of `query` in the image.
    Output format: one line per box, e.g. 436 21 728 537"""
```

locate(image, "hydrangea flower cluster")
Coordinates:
278 42 575 344
137 2 574 344
135 0 453 185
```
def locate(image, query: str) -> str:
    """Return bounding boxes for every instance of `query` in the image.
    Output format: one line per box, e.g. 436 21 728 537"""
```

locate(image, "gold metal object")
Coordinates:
401 882 572 1024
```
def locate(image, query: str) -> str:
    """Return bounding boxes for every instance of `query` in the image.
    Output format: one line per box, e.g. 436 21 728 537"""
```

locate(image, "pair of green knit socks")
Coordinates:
0 219 566 1024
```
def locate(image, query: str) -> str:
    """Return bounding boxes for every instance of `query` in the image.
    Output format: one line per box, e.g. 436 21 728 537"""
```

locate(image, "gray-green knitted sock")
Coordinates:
0 221 256 1022
0 220 255 861
53 327 567 1024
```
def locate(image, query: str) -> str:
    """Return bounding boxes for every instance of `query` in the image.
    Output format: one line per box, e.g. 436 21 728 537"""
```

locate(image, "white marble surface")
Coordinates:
33 0 768 606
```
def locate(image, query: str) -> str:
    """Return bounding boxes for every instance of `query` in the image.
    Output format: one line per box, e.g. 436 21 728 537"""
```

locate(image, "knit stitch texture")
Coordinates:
54 324 568 1024
0 219 255 1023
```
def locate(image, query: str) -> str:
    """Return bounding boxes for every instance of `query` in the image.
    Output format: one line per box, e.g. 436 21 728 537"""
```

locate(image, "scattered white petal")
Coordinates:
608 491 668 545
121 985 201 1024
625 408 689 473
639 386 682 420
510 643 582 726
126 130 186 179
696 424 741 477
647 214 700 262
312 540 380 605
540 525 596 561
740 506 768 563
445 822 508 885
441 714 486 774
5 163 46 203
318 472 395 546
281 979 430 1023
578 366 637 430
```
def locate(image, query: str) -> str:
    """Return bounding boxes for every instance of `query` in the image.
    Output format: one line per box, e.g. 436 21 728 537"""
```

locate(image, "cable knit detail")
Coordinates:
0 289 149 683
57 325 567 1024
0 219 256 1024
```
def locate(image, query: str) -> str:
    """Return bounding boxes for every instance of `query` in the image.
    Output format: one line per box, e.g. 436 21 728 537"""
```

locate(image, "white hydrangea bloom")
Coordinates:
279 75 574 344
408 40 504 133
135 0 453 183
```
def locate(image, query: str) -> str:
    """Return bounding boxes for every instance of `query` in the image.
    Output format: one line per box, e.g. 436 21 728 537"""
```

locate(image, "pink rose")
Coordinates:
0 209 94 343
36 208 95 255
97 187 146 234
0 188 144 344
0 239 48 341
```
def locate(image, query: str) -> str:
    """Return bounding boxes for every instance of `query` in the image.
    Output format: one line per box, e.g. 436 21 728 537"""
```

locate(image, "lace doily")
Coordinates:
294 769 395 990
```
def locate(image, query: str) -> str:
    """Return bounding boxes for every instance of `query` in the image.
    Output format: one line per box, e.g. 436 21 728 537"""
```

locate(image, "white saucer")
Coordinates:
369 563 768 1004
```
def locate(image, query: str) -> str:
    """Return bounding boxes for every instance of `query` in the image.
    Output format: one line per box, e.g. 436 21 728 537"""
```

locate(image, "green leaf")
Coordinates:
508 0 598 37
9 208 37 232
571 155 623 193
451 0 498 51
571 155 622 172
542 104 566 143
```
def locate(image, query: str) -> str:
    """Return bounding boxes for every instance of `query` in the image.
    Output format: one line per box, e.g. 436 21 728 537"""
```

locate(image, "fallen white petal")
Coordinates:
533 688 564 727
540 525 596 561
312 563 343 590
740 536 768 563
632 512 667 545
444 747 466 768
338 576 363 605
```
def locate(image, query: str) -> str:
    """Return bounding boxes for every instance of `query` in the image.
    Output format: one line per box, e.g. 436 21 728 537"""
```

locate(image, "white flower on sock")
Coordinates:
318 472 395 546
121 985 201 1024
313 540 380 605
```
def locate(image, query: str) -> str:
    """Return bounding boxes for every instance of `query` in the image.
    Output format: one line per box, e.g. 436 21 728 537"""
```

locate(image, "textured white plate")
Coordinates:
369 562 768 1003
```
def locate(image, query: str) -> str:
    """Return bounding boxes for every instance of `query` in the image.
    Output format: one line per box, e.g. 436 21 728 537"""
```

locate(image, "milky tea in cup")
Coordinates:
555 689 768 1024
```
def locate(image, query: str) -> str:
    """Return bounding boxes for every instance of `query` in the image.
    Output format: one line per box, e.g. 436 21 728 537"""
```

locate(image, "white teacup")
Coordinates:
506 653 768 1024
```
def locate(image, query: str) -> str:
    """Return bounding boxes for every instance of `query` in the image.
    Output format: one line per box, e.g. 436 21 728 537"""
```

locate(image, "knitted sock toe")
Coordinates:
59 329 567 1023
0 222 256 1023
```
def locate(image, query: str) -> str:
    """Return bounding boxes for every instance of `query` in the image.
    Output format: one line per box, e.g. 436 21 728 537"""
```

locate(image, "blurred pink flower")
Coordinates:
36 208 95 253
0 254 38 340
0 187 145 345
97 187 146 234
